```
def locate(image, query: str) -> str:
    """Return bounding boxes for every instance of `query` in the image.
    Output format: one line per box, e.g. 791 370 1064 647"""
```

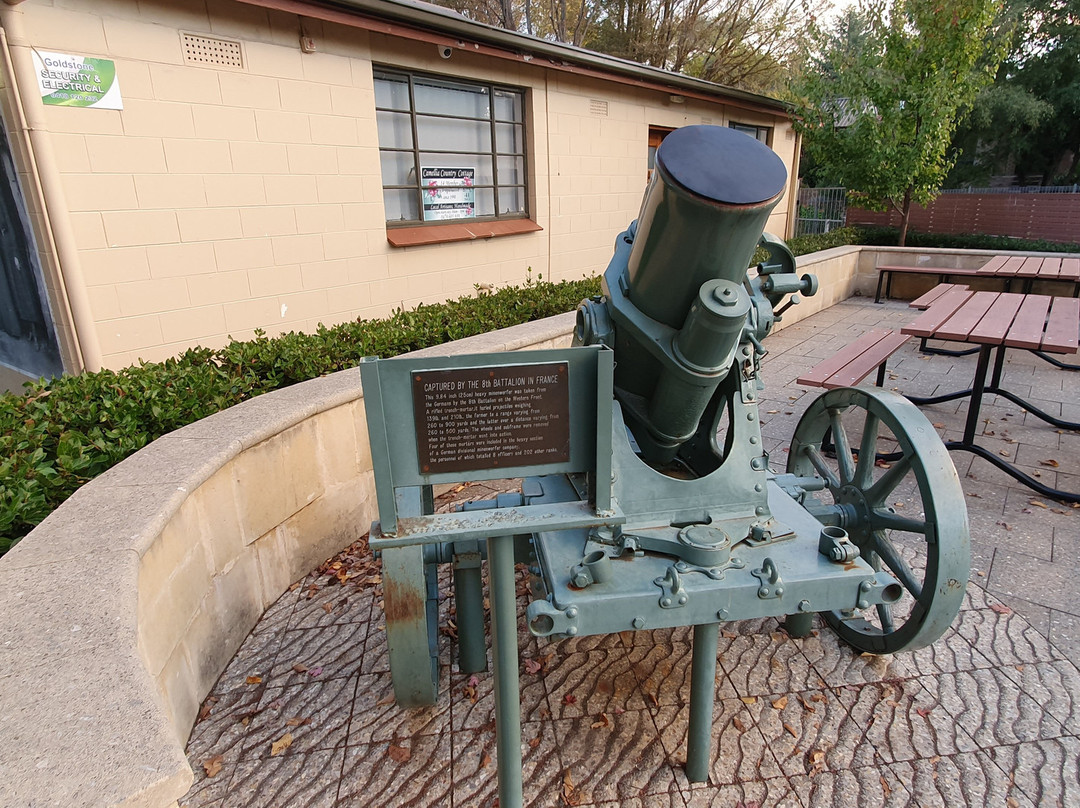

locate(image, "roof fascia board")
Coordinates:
236 0 791 118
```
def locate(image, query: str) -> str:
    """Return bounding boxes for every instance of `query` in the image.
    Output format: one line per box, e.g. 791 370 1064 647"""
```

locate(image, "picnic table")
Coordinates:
900 289 1080 502
875 254 1080 303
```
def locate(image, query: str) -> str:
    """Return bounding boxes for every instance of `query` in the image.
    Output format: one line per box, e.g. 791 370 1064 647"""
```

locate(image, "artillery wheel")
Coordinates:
787 387 969 653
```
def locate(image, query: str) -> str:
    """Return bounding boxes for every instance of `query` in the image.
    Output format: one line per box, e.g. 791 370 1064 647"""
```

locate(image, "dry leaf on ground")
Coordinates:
202 755 224 778
990 603 1013 615
245 675 262 685
270 733 293 756
388 743 411 762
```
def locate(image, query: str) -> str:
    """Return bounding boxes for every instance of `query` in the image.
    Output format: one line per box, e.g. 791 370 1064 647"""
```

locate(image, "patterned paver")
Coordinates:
183 297 1080 807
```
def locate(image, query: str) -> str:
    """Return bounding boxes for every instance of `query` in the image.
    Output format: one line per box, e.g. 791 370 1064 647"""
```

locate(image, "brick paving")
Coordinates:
183 296 1080 807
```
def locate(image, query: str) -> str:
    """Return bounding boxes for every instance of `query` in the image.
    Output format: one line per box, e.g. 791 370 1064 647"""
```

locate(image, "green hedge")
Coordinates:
0 275 599 552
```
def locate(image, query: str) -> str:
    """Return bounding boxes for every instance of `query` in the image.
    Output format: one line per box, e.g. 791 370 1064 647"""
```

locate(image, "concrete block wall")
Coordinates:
8 0 795 371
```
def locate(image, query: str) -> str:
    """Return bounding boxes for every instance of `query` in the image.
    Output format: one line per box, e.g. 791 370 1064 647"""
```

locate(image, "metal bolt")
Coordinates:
676 561 688 571
798 599 811 612
661 597 672 608
859 580 873 593
755 506 767 515
857 599 869 610
716 609 729 619
678 595 688 605
567 626 578 635
750 436 759 445
754 483 763 492
566 607 579 618
632 616 646 629
775 586 784 597
759 587 770 597
747 412 755 421
572 573 589 588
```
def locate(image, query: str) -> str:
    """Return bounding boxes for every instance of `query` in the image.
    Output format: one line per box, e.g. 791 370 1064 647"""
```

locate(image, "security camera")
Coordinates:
438 45 453 59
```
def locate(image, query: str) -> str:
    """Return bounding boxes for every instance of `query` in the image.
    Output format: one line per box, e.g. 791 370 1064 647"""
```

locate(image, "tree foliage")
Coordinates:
948 0 1080 185
433 0 810 93
791 0 1008 245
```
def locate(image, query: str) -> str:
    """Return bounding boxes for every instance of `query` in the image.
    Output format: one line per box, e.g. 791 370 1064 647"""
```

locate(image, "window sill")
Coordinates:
386 219 543 247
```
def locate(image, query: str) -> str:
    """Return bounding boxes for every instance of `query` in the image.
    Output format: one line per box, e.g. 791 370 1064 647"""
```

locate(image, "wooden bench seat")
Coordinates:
910 283 970 310
874 264 979 303
797 329 911 389
876 255 1080 303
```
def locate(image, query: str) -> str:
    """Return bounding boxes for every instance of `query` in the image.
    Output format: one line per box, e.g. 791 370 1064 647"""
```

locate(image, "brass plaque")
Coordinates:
412 362 570 474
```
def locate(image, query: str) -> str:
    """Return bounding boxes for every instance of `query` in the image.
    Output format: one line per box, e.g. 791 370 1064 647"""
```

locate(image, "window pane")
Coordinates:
377 110 413 149
495 123 523 155
474 188 495 217
494 90 522 122
497 186 526 215
497 155 524 185
380 151 416 186
384 188 419 222
414 78 490 118
416 116 491 152
419 153 493 184
374 74 410 110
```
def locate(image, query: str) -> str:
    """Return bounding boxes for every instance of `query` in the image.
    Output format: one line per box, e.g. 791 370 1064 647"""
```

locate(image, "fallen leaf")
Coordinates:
376 694 396 706
722 630 738 639
967 492 982 498
740 696 757 705
245 675 262 685
528 736 541 748
388 743 411 763
285 716 311 727
767 410 780 414
809 693 825 703
932 422 945 429
308 666 323 677
783 722 799 738
202 755 224 778
481 752 492 768
562 771 584 806
1029 499 1048 509
1007 798 1019 808
523 658 542 675
881 775 892 797
563 694 577 705
292 663 308 674
990 603 1013 615
590 713 610 729
270 733 293 756
198 696 218 723
874 459 892 469
916 706 933 718
999 449 1010 456
1052 508 1068 515
732 716 746 731
322 602 333 614
771 696 788 710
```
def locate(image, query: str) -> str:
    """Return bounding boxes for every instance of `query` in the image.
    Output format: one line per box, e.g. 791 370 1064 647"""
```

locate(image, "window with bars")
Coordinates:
373 68 528 226
729 122 772 146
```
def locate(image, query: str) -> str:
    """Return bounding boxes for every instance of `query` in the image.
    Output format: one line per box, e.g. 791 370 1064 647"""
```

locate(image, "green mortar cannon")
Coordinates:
360 125 969 808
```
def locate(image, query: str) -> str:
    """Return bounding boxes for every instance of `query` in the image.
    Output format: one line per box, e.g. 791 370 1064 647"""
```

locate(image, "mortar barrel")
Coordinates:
627 125 788 328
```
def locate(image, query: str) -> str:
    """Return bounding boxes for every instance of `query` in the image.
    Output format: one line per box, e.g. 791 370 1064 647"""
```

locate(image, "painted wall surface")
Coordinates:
7 0 795 370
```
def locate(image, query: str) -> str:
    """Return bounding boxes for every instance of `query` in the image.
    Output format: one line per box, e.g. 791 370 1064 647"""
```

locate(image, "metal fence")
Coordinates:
795 186 847 236
940 184 1080 194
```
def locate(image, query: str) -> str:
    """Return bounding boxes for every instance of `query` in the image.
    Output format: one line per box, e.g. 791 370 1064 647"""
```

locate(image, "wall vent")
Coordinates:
181 33 244 69
589 99 608 117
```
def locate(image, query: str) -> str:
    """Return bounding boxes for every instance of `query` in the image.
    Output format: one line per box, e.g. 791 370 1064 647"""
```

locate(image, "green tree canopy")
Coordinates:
792 0 1008 244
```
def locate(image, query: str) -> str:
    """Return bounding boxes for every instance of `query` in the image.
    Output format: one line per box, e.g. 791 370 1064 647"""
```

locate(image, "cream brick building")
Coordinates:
0 0 798 379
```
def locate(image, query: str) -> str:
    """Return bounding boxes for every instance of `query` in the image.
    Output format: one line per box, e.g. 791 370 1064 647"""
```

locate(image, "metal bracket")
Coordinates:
751 557 784 599
654 564 689 609
818 526 860 563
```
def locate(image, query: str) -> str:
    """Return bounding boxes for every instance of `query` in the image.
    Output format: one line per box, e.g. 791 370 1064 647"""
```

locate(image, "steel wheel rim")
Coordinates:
786 387 970 653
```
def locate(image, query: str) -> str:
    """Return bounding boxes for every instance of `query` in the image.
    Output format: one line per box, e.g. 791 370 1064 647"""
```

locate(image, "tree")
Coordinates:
791 0 1008 245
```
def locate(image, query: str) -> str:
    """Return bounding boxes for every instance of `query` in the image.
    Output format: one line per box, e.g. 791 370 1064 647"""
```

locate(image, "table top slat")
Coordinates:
1059 257 1080 282
1006 295 1052 349
979 255 1010 274
1017 257 1046 278
823 331 911 388
902 287 974 337
910 283 968 310
796 329 895 387
995 256 1026 276
969 293 1025 343
935 291 999 342
1040 257 1062 279
1042 297 1080 354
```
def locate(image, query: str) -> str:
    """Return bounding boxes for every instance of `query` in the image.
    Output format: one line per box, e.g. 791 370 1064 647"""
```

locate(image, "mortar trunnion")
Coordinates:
360 125 970 807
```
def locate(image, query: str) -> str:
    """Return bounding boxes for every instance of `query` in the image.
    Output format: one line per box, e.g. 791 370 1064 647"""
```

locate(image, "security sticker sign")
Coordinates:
32 50 123 110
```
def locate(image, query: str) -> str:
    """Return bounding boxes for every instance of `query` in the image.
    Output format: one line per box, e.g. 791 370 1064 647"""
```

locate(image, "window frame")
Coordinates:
728 121 772 147
373 66 531 231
